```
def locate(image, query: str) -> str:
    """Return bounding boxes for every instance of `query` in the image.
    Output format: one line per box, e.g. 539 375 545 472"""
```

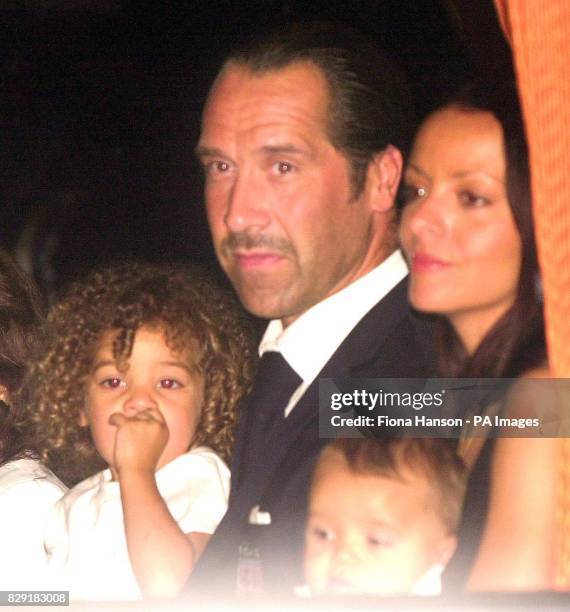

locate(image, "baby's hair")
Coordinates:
0 249 45 466
21 261 256 486
314 438 466 534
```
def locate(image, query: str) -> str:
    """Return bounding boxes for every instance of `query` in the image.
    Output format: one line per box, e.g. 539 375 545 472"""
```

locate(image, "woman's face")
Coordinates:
399 106 522 352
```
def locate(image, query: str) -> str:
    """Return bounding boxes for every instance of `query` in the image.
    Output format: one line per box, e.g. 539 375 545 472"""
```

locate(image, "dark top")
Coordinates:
443 436 495 592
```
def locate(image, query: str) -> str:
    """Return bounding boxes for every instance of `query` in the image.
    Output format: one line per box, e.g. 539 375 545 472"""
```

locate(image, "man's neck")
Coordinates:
280 247 400 329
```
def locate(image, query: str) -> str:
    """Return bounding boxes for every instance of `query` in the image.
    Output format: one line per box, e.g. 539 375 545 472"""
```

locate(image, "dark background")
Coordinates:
1 0 511 299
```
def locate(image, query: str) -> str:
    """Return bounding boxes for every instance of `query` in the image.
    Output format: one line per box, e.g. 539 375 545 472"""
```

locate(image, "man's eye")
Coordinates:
274 161 295 175
205 160 232 176
101 377 124 389
159 378 182 390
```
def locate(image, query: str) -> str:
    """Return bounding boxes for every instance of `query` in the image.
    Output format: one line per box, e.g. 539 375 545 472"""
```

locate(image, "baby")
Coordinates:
23 262 255 600
303 438 465 597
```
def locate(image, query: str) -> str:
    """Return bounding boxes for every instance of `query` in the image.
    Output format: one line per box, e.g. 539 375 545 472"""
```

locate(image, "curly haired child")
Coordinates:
22 261 255 600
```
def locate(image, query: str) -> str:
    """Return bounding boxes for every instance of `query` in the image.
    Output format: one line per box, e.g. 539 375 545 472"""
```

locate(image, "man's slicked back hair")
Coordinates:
224 22 415 198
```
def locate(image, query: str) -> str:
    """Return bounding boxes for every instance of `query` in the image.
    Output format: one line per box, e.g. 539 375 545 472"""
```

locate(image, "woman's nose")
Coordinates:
401 192 448 242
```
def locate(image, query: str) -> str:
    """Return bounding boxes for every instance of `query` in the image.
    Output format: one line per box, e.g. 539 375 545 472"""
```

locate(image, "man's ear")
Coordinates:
0 385 8 405
365 144 404 213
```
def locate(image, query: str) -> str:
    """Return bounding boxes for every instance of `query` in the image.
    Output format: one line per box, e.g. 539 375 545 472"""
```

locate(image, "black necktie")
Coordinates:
253 351 302 424
242 351 302 476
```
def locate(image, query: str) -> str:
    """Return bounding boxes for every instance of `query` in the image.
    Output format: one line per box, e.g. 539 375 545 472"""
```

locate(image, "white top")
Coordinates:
259 250 408 416
0 458 67 590
44 447 229 601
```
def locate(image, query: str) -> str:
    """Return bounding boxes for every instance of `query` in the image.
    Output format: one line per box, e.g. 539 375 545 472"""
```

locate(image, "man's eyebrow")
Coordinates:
194 145 227 159
257 143 314 158
195 143 314 162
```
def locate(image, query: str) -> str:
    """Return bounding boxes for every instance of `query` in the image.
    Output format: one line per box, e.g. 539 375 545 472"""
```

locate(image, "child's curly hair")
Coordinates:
21 261 256 486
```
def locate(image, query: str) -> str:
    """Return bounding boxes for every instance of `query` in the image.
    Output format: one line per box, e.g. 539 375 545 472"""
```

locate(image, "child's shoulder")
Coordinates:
56 468 112 512
156 447 230 499
0 458 67 502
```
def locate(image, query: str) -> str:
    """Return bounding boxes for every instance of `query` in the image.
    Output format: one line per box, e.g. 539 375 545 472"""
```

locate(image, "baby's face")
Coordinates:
82 326 204 475
304 453 455 596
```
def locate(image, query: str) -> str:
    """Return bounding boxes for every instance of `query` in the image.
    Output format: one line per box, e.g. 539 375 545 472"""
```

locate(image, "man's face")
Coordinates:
197 62 392 325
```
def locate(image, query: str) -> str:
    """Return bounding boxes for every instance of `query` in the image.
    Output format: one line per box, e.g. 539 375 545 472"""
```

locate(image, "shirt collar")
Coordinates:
259 249 408 383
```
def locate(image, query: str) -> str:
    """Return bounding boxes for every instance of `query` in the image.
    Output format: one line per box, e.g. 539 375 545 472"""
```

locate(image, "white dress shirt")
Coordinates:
259 249 408 416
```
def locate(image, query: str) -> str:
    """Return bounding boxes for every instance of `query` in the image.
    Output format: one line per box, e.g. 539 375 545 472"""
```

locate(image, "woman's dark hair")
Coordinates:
0 249 45 466
435 81 545 377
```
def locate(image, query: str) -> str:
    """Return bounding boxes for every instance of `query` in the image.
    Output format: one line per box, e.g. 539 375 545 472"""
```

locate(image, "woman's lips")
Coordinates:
411 252 452 272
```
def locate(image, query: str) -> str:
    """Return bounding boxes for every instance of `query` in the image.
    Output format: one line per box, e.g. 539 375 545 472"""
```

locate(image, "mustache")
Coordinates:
220 232 295 257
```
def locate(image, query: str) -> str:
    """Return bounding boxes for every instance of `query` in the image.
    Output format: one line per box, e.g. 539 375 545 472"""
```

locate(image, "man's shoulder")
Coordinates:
337 277 436 377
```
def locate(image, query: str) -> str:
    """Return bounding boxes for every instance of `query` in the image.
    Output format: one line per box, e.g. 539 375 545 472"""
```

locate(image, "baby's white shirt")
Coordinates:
44 447 229 601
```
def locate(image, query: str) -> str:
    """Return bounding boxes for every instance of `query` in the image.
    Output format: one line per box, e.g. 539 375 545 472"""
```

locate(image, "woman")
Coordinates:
399 82 557 591
0 249 67 589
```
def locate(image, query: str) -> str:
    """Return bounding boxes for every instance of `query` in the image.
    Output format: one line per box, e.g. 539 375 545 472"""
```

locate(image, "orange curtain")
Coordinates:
493 0 570 588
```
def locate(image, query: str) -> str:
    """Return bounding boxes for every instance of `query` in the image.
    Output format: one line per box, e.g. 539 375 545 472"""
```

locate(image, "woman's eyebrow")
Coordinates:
405 162 430 179
450 169 505 184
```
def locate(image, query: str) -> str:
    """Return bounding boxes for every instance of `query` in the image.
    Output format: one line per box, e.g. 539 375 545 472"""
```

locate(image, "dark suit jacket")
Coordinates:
187 277 435 597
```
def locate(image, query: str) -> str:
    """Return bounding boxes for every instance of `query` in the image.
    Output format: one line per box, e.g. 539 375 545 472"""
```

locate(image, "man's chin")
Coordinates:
237 293 290 320
231 281 299 321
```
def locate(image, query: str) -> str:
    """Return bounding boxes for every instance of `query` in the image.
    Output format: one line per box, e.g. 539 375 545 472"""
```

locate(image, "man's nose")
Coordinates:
224 171 271 234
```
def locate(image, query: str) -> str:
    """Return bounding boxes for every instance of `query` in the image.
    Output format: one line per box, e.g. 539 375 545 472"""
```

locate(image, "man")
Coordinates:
191 23 433 596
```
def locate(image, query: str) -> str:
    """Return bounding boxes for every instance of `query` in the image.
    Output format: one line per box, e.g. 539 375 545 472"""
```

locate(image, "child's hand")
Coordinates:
109 407 169 477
